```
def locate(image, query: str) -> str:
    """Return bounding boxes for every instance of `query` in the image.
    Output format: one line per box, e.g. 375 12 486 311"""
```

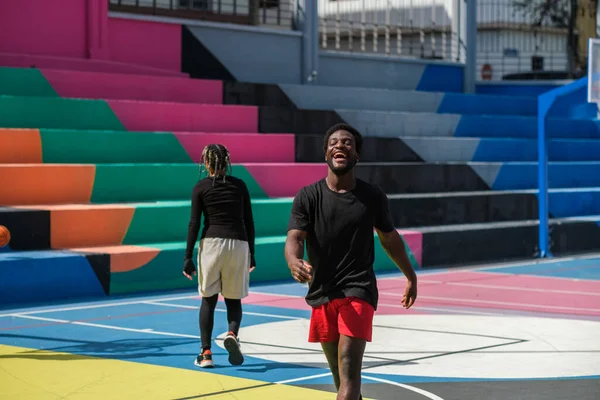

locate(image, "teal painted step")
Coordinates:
90 164 268 202
0 95 125 130
123 199 293 244
0 67 58 97
40 129 192 164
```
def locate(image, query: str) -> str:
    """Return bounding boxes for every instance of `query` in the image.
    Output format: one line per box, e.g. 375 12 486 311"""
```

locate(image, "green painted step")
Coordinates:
123 199 293 244
90 164 268 202
0 67 57 97
41 129 192 164
0 95 125 130
109 235 420 295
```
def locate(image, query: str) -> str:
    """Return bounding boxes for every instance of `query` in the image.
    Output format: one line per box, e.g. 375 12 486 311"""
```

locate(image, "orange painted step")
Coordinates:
0 164 95 205
15 204 135 248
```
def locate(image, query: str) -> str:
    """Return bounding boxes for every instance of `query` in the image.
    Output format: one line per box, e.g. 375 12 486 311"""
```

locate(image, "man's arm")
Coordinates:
374 187 417 308
285 188 313 283
284 229 312 283
377 229 417 309
376 229 416 283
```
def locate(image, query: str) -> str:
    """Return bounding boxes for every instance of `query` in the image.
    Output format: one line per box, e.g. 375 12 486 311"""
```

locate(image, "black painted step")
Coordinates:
417 216 600 267
295 135 424 163
354 163 490 194
388 190 538 228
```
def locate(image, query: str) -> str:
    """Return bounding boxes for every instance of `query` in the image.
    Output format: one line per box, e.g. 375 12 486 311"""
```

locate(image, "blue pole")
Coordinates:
464 0 476 93
537 93 552 258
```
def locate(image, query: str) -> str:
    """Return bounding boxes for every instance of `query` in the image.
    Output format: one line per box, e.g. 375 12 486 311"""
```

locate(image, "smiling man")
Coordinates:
284 123 418 400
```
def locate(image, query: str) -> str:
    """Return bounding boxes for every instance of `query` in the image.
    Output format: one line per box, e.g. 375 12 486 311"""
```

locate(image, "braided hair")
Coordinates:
200 143 232 184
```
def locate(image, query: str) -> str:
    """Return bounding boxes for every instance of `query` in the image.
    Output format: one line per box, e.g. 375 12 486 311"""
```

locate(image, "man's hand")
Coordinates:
182 258 196 280
402 279 417 309
288 258 313 284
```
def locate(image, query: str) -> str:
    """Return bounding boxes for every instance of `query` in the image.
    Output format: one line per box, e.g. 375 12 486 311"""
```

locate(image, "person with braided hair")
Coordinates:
183 143 256 368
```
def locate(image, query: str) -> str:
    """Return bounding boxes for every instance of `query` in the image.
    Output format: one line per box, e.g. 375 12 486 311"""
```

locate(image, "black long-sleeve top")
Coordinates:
185 175 256 267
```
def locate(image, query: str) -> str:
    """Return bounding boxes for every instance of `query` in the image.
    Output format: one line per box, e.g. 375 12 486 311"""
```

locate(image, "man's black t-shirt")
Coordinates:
287 178 395 310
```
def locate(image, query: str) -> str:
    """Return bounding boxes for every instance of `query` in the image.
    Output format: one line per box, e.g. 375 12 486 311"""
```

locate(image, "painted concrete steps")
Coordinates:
0 67 223 104
0 228 422 304
400 137 600 163
0 162 485 206
0 199 294 250
414 216 600 267
0 95 258 132
259 107 600 139
0 128 295 164
223 82 536 116
6 162 600 205
276 83 537 116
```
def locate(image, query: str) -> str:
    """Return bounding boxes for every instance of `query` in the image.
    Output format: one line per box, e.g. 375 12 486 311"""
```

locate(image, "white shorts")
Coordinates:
197 237 250 299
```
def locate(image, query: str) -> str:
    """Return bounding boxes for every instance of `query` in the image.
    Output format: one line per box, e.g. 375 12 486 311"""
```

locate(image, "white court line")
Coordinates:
417 280 600 296
143 301 303 320
362 374 445 400
380 292 600 313
274 372 333 385
0 294 199 318
14 315 198 339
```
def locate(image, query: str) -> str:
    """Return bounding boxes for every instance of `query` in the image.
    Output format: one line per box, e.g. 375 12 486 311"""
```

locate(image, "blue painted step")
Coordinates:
471 162 600 190
0 250 109 305
401 137 600 162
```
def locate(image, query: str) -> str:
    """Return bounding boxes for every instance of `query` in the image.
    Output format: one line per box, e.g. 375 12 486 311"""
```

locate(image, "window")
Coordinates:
531 56 544 71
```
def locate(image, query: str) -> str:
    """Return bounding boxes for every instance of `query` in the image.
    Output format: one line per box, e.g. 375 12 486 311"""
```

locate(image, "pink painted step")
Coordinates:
106 100 258 133
243 163 328 198
398 230 423 266
174 132 295 163
41 68 222 104
0 52 185 77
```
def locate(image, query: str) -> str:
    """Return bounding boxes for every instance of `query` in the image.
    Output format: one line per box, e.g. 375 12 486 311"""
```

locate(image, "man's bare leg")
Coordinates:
322 335 365 400
321 341 341 390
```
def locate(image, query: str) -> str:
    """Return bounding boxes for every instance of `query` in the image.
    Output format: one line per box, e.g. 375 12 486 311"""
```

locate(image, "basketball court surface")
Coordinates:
2 254 600 400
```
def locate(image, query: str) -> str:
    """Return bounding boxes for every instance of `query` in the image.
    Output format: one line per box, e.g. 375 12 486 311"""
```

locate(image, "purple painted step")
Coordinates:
174 132 295 163
106 100 258 133
41 68 222 104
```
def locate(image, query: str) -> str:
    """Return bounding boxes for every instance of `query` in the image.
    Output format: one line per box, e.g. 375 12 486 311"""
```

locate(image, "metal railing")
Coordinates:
108 0 299 29
318 0 465 63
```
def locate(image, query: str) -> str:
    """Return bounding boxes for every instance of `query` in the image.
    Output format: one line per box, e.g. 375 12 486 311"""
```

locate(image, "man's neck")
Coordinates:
326 169 356 193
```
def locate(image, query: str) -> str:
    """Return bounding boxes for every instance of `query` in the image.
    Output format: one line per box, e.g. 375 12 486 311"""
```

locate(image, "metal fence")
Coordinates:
108 0 300 29
318 0 465 63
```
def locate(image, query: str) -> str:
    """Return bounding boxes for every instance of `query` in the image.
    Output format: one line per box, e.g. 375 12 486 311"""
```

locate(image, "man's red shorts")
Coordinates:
308 296 375 343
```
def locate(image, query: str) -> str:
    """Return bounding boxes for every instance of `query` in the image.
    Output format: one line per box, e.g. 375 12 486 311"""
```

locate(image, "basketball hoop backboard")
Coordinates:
587 38 600 106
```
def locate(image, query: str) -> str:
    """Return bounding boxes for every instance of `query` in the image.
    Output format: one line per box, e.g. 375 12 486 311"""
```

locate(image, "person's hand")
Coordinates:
402 279 417 309
183 258 196 280
250 266 256 273
288 258 313 284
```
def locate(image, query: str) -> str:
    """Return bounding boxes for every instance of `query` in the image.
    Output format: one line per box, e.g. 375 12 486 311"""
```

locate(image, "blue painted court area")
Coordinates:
2 258 600 400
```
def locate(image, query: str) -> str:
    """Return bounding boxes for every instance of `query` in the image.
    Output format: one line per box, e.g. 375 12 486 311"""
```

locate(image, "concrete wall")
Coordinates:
185 23 304 85
0 0 181 74
186 21 465 92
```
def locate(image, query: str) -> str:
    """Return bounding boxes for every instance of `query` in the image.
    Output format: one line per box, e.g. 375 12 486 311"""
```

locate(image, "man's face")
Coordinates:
325 130 359 175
